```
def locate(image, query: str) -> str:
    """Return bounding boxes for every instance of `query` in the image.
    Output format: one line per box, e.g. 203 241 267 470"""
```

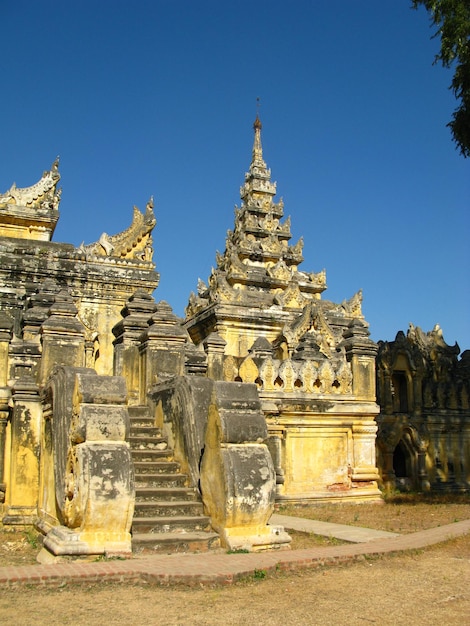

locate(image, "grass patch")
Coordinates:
288 530 346 550
227 548 250 554
24 529 39 550
277 492 470 536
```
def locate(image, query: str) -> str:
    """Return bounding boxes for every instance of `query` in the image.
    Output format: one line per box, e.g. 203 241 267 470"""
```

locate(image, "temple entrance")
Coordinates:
393 440 413 490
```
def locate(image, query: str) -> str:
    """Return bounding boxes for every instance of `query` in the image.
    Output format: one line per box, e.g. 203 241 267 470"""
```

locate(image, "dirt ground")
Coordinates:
0 495 469 625
0 536 468 625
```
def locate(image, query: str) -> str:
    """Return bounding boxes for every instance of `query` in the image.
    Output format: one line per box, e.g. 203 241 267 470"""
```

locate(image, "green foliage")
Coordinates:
24 529 39 550
253 569 267 580
93 554 126 562
412 0 470 157
227 548 250 554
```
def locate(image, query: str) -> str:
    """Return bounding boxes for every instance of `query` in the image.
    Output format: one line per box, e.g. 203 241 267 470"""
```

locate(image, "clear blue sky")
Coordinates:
2 1 469 350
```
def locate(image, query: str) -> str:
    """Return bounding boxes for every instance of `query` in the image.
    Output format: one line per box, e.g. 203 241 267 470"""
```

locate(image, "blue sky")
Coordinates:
2 1 469 350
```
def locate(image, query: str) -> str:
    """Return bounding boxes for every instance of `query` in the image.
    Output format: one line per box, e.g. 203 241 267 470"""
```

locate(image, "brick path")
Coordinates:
1 519 469 588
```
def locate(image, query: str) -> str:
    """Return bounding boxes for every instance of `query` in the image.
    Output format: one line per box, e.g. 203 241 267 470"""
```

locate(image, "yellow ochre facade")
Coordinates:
0 118 468 557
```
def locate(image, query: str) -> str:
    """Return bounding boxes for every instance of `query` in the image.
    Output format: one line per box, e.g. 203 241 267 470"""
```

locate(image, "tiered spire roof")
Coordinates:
186 117 326 317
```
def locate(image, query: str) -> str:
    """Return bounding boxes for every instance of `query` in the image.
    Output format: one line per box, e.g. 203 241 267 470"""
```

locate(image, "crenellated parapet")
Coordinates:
223 351 353 396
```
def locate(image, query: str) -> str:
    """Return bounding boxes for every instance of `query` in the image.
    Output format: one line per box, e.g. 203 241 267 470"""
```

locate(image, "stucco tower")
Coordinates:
185 117 382 503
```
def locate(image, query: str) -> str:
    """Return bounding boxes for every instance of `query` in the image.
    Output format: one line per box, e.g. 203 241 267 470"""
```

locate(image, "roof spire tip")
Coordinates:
254 97 262 130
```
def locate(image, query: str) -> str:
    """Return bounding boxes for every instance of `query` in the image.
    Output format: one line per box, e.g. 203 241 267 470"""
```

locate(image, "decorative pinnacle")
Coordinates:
252 115 264 165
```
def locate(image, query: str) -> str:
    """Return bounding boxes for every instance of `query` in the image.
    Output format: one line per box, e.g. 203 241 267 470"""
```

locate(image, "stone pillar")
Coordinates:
350 422 381 487
417 442 431 492
139 301 187 401
343 320 381 492
22 279 58 343
203 332 226 380
266 426 286 497
39 290 85 387
37 394 56 529
412 374 423 417
343 319 378 401
380 445 397 493
0 312 13 504
462 421 470 490
382 371 394 414
3 376 41 524
112 289 157 405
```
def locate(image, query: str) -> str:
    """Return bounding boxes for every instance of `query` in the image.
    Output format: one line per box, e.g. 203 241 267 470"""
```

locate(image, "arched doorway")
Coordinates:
393 439 413 490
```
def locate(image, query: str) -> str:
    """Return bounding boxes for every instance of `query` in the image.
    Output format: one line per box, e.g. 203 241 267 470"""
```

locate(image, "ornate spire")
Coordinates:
185 117 328 320
252 115 264 168
241 116 276 201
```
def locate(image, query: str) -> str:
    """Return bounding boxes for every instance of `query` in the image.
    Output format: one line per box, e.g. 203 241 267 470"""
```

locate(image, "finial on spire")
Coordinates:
254 97 262 130
251 99 265 166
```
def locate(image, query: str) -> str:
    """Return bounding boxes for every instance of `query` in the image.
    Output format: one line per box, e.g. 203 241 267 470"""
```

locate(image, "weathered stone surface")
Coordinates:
2 376 41 524
150 376 213 487
376 324 470 493
200 381 290 551
0 163 159 377
73 372 127 406
207 381 268 444
40 366 134 555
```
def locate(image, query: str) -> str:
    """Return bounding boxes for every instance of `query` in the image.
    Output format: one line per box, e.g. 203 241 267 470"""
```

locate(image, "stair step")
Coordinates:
129 437 168 451
130 418 155 428
135 486 198 502
135 473 188 488
133 461 180 474
128 404 220 554
132 515 211 534
129 425 162 437
132 450 176 463
128 405 152 417
134 500 205 517
132 531 220 554
128 407 155 426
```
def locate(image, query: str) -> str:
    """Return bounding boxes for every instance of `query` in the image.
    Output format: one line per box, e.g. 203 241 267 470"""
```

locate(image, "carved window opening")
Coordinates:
294 378 302 389
274 376 283 388
393 441 410 479
392 371 409 413
332 380 340 390
447 460 455 478
314 378 321 389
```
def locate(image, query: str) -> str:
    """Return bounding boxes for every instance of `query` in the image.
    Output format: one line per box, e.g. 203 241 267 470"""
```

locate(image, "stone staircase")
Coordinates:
128 406 220 554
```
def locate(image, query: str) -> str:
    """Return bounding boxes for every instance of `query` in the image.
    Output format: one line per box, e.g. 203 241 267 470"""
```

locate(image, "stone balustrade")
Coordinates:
223 354 353 395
